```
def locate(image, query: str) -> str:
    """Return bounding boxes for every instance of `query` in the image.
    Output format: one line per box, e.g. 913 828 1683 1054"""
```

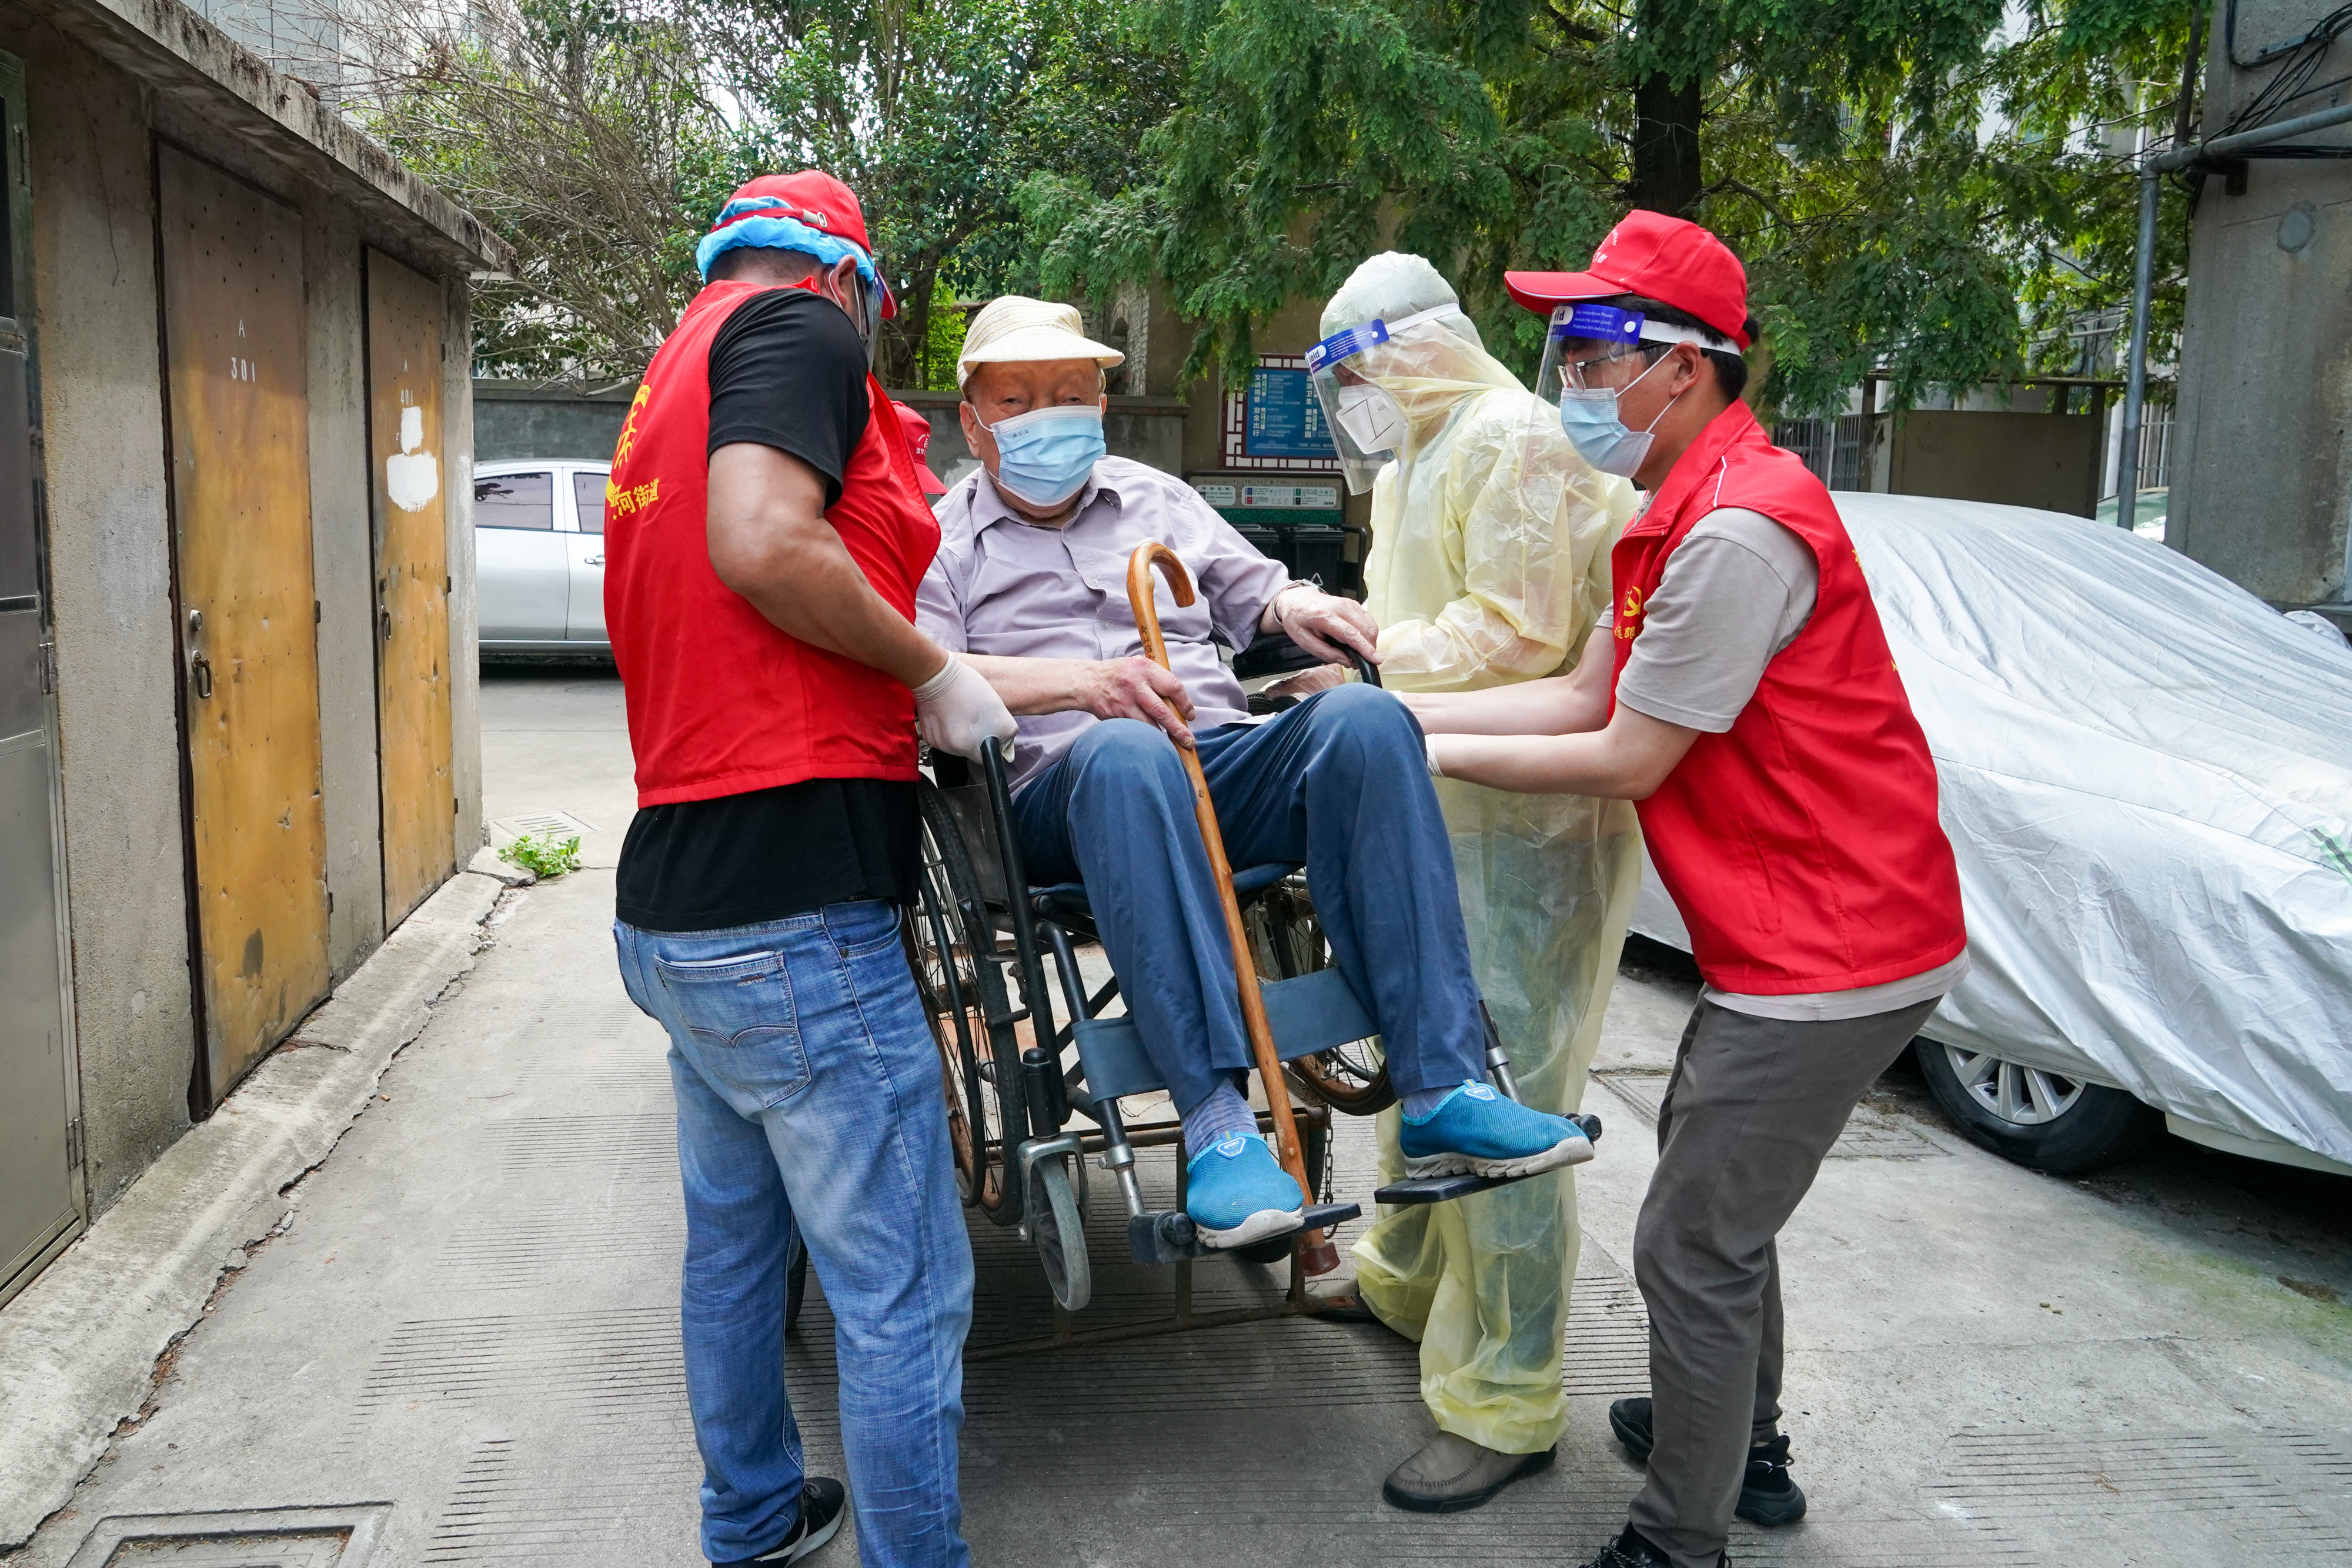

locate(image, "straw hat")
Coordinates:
957 296 1124 389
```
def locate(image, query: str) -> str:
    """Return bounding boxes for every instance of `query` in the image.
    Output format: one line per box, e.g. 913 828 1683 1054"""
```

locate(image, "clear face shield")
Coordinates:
1306 303 1463 494
1531 303 1735 479
1532 303 1653 407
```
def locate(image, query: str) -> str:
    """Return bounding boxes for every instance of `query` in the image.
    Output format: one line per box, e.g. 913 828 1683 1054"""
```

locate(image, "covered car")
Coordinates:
1630 494 2352 1175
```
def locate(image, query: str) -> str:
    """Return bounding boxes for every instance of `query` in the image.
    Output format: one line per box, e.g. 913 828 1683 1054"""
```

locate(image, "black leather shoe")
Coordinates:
1609 1397 1808 1526
1578 1525 1725 1568
713 1476 847 1564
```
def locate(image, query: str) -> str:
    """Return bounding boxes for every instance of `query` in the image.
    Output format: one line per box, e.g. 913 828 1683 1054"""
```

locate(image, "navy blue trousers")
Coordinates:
1009 684 1486 1115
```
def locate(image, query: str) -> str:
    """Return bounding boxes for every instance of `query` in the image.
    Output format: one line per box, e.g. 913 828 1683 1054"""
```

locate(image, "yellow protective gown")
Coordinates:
1335 263 1644 1456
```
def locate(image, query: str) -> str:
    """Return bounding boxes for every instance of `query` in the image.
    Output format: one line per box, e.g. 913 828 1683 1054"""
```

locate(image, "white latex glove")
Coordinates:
1267 584 1381 666
1265 663 1351 700
913 656 1017 763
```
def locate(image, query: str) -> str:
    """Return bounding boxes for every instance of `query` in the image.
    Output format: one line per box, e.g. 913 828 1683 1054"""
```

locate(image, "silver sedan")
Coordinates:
475 460 612 657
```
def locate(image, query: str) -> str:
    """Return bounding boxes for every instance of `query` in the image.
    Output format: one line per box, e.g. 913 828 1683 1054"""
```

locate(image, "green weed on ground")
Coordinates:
499 832 582 880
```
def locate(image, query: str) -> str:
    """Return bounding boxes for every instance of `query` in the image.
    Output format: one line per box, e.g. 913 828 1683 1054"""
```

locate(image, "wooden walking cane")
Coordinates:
1125 542 1335 1273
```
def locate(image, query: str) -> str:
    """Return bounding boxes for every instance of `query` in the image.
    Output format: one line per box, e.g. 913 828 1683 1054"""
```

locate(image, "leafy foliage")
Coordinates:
498 831 584 878
353 0 1174 385
1022 0 2203 413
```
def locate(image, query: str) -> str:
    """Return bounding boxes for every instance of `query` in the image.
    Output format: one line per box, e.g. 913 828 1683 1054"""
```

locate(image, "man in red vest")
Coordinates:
603 171 1011 1568
1402 212 1969 1568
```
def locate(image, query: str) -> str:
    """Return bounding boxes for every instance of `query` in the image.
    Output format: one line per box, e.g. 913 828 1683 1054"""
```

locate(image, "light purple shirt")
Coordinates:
917 457 1296 787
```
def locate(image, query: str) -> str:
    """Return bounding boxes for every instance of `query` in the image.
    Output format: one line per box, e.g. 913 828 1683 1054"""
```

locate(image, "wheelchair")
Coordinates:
893 543 1601 1352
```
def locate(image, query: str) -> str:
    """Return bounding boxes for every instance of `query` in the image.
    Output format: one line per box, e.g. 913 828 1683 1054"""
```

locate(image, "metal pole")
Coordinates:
2117 162 2160 531
2154 98 2352 169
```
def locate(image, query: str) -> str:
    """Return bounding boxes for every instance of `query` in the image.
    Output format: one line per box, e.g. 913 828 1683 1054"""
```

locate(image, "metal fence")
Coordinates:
2132 404 2174 493
1773 414 1875 490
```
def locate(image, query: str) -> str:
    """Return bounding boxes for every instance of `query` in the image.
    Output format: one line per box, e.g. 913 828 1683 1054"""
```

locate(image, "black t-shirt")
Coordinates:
615 286 918 934
704 287 870 504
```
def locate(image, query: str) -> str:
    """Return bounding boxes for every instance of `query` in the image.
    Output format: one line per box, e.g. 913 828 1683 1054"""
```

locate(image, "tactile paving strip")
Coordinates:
1926 1428 2352 1562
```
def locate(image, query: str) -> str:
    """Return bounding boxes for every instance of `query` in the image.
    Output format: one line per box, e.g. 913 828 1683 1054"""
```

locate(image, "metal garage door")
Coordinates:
366 249 456 927
158 144 331 1109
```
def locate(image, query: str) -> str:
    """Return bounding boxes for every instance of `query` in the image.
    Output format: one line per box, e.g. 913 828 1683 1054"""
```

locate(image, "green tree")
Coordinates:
358 0 1175 385
1021 0 2203 414
359 0 739 382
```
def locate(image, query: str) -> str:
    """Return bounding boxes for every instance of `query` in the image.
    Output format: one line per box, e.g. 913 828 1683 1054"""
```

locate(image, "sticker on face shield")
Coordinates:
1306 319 1390 372
1550 304 1644 345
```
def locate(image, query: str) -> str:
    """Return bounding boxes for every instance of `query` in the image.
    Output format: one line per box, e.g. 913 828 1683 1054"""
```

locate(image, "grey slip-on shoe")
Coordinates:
1381 1432 1556 1513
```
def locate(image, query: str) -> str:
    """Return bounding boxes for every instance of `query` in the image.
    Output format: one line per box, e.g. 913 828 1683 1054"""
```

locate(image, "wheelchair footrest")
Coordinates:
1126 1201 1362 1265
1371 1113 1603 1206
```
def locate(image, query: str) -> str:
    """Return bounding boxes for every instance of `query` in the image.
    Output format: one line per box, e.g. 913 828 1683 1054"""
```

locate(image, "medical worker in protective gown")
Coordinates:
1311 253 1643 1512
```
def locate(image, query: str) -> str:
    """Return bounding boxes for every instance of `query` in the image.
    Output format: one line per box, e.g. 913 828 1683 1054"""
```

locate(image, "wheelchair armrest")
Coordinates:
1231 628 1382 688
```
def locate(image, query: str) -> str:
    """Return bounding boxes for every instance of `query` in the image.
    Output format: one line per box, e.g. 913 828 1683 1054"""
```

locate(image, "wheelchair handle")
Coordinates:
1127 543 1329 1269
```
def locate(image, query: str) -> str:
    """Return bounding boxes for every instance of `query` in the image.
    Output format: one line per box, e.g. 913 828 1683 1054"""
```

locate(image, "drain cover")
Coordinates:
490 810 597 840
66 1507 389 1568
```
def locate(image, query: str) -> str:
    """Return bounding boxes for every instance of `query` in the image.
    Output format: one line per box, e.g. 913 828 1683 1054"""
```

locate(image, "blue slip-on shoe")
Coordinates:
1185 1132 1306 1249
1398 1081 1595 1179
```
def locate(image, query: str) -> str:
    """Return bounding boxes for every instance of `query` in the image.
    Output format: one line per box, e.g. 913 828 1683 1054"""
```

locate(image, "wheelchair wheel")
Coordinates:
1253 880 1396 1116
908 781 1028 1225
1025 1153 1091 1312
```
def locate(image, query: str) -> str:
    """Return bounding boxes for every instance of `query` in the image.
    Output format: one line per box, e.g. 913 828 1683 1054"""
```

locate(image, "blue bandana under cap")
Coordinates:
696 198 884 289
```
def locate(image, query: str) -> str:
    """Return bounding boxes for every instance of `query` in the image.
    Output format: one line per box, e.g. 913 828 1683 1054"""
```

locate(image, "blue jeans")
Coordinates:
616 900 973 1568
1010 683 1486 1115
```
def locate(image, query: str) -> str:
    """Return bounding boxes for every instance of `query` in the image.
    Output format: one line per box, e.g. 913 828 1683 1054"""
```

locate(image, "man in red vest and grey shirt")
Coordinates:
603 171 1013 1568
1399 212 1968 1568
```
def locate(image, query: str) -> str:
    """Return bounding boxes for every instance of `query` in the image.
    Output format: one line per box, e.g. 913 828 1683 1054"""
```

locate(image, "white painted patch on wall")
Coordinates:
387 403 440 512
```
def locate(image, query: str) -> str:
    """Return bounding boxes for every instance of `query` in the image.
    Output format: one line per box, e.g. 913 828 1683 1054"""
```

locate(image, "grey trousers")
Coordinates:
1625 995 1940 1568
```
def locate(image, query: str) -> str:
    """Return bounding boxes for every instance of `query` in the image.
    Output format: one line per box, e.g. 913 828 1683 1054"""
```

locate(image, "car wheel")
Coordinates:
1914 1039 2159 1175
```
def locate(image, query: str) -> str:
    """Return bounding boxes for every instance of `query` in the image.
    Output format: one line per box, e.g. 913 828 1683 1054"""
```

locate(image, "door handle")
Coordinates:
380 607 393 642
586 555 604 566
191 654 212 699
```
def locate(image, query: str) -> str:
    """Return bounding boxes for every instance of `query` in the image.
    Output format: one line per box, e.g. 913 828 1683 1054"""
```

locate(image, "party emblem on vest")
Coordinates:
614 383 653 466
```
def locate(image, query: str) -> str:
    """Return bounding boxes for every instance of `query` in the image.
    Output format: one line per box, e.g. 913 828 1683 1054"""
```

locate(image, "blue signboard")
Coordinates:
1245 366 1337 460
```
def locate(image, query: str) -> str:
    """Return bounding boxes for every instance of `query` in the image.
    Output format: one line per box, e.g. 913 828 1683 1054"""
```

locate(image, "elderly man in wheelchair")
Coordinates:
914 297 1594 1253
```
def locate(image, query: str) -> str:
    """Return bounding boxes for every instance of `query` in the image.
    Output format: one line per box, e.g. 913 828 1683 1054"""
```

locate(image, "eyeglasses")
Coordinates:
1565 341 1660 390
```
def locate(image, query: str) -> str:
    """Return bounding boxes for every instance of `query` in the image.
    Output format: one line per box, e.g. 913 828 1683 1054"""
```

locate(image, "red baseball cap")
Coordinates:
710 171 897 318
1505 211 1750 349
891 400 947 495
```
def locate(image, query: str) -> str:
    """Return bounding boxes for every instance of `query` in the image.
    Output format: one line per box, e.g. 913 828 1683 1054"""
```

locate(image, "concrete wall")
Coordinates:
15 19 195 1212
447 286 482 862
1887 410 2104 517
302 198 386 981
4 5 491 1218
474 382 636 462
2171 2 2352 607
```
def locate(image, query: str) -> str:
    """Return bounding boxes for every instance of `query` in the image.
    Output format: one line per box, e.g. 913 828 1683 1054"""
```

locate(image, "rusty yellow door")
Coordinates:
158 146 330 1109
366 250 455 925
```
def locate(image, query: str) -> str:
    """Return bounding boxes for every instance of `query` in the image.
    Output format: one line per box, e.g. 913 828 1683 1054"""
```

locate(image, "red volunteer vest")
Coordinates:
604 279 940 806
1612 400 1966 994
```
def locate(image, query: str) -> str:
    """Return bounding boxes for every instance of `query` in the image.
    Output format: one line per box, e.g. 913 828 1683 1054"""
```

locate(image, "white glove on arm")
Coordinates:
913 655 1017 763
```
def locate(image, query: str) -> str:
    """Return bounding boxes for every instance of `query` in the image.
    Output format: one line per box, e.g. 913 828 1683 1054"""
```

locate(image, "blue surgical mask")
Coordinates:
984 405 1105 509
1558 354 1676 479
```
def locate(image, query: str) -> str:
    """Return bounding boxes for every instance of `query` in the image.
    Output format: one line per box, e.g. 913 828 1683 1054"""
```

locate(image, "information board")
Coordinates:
1245 366 1338 460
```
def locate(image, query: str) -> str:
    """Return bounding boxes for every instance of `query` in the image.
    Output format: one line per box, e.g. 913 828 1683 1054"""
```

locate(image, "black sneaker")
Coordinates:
1608 1396 1808 1526
1577 1525 1724 1568
713 1477 847 1564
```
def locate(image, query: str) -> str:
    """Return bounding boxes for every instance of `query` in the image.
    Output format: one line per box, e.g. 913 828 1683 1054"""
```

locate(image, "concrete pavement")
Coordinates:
8 663 2349 1567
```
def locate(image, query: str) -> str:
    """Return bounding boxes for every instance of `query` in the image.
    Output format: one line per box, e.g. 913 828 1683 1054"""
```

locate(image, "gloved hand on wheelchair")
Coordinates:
912 654 1018 762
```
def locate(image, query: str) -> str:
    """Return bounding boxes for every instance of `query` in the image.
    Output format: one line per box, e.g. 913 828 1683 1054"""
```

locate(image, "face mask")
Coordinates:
1557 353 1677 479
1334 382 1409 455
984 405 1105 509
